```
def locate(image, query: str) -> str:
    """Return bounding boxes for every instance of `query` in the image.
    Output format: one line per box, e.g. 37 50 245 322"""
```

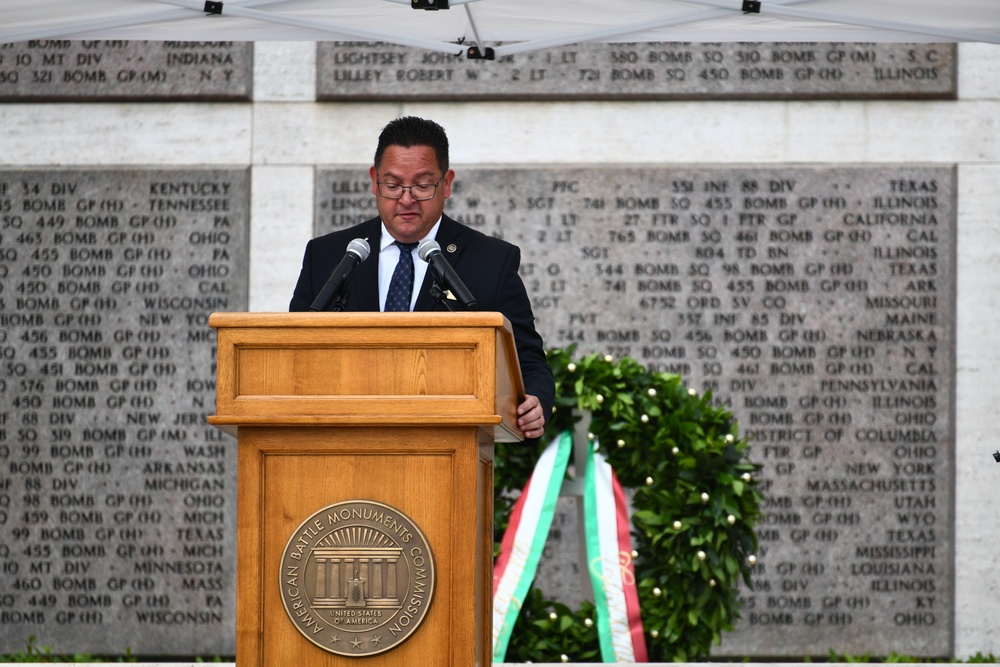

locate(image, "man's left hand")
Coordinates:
517 393 546 440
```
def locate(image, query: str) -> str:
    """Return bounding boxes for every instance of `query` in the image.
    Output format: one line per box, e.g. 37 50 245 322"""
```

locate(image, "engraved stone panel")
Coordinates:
0 169 249 655
315 165 955 656
317 42 955 100
0 42 252 101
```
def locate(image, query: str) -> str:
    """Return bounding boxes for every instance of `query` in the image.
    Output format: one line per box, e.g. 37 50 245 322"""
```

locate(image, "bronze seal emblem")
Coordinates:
279 499 436 657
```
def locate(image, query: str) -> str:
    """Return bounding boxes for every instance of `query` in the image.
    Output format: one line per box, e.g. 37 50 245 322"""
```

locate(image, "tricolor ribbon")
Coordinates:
492 431 573 662
584 439 648 662
492 432 649 662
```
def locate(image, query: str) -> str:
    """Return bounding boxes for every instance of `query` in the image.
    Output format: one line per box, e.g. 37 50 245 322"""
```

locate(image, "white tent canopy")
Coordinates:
5 0 1000 58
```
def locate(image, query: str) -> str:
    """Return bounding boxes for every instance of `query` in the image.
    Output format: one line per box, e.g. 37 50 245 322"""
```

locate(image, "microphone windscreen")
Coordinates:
417 238 441 262
347 237 371 261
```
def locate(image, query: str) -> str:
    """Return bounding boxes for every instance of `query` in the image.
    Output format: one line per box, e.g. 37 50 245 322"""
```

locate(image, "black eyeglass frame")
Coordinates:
375 174 445 201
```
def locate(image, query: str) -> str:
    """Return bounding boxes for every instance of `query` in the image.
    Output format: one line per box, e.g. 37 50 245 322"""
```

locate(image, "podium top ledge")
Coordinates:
207 310 525 440
208 311 511 331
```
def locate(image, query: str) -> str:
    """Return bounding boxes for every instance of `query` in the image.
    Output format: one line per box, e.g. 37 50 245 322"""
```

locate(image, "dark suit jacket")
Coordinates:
289 215 555 426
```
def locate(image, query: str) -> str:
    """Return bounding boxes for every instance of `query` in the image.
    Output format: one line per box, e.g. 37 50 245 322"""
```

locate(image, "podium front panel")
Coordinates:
237 425 491 666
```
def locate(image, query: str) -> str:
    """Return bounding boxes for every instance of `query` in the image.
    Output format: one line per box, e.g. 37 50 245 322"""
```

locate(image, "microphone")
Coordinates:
308 238 371 311
418 239 478 311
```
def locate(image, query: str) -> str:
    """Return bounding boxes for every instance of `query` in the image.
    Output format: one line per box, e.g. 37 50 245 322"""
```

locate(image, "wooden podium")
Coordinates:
208 312 525 667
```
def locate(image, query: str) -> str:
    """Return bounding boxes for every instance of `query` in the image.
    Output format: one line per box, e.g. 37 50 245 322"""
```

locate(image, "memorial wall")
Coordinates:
317 164 955 657
0 41 252 100
0 167 249 655
316 41 955 100
0 39 967 658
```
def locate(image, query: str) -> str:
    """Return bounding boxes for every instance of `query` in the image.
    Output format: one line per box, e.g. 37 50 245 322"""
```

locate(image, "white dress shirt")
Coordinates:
377 218 442 311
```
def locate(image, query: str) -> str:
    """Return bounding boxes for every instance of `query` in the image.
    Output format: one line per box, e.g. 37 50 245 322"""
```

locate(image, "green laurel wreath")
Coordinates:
495 345 762 663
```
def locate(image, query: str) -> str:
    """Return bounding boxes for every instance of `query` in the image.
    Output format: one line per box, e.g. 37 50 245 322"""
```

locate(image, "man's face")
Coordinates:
370 144 454 244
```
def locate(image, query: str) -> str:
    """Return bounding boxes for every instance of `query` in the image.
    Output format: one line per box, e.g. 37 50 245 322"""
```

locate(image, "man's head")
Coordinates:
370 116 455 244
374 116 449 173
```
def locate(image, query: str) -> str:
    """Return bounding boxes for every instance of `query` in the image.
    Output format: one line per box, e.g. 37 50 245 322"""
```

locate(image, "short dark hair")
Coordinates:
374 116 449 173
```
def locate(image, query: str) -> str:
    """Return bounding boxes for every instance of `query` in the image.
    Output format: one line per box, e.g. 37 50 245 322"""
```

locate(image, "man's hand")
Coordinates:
516 393 546 440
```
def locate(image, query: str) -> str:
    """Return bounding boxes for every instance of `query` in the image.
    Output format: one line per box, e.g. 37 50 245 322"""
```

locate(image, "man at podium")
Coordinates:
290 116 554 440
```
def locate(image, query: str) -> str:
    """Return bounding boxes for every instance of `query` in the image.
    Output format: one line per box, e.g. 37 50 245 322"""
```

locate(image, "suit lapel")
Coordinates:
350 218 383 312
415 216 465 311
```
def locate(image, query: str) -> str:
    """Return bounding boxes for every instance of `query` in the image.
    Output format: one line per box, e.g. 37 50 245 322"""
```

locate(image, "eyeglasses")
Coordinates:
376 175 444 201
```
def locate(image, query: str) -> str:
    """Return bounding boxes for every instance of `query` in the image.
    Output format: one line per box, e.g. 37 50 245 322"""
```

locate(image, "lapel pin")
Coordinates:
447 243 457 253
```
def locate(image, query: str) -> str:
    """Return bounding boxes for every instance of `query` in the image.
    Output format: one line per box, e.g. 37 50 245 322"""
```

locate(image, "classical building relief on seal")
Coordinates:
279 499 436 657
